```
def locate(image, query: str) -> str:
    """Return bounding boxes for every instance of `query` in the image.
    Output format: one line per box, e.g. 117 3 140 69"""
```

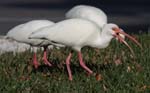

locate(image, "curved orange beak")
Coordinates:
113 28 142 55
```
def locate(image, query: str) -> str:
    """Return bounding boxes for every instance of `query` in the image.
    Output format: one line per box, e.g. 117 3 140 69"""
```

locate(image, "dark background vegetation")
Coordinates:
0 0 149 35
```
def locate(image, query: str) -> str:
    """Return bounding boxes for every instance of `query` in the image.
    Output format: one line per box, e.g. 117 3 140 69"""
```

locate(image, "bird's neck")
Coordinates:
93 32 113 49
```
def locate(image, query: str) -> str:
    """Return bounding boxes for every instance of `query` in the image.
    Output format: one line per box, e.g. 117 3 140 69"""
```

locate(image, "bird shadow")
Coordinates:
32 60 113 75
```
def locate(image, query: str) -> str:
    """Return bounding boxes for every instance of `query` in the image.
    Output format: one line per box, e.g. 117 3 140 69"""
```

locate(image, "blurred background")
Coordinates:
0 0 149 35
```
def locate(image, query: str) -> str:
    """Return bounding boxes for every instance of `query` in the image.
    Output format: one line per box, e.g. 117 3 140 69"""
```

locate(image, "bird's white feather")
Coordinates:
6 20 55 46
66 5 107 28
30 19 110 51
66 5 125 41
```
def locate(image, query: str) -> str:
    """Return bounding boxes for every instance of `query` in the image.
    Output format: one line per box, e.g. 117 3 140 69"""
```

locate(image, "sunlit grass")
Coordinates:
0 34 150 92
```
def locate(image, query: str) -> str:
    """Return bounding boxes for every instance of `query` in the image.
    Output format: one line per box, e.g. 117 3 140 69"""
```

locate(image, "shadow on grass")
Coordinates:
32 60 113 75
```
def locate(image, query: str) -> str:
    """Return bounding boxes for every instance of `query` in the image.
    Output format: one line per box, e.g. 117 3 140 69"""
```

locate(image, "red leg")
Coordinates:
78 52 93 74
33 53 39 69
66 52 73 81
42 46 52 66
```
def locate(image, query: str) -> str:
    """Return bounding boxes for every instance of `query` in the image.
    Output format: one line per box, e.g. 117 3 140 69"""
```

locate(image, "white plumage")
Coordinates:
66 5 107 28
6 20 54 46
66 5 125 40
0 38 31 55
0 38 56 55
30 19 104 51
29 18 141 80
6 20 55 68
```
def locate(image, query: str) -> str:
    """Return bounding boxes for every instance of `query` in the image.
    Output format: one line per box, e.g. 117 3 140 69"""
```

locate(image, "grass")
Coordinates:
0 34 150 92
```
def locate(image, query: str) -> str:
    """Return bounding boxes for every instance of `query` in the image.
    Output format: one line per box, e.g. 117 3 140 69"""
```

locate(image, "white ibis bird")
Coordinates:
6 20 55 69
29 18 142 80
66 5 125 40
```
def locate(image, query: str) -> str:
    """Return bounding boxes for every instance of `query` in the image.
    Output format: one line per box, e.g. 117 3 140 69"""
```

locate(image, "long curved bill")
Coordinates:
113 34 135 56
114 29 142 49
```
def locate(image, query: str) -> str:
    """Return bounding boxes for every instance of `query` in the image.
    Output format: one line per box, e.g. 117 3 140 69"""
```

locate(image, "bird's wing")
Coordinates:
6 20 55 45
66 5 107 28
24 20 54 31
6 23 25 39
29 19 100 46
6 20 54 39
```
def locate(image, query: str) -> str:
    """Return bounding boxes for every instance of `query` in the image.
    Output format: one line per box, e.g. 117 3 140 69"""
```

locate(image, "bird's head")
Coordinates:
103 23 142 55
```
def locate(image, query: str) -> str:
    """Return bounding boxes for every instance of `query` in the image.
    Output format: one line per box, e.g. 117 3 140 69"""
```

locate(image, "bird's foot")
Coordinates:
78 52 93 76
80 62 93 75
67 65 73 81
69 77 73 81
33 53 39 69
66 53 73 81
43 57 52 66
86 71 93 76
33 61 39 69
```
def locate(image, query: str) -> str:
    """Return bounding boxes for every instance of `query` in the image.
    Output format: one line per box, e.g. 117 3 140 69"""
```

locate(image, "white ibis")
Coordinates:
6 20 55 69
29 18 142 80
66 5 125 40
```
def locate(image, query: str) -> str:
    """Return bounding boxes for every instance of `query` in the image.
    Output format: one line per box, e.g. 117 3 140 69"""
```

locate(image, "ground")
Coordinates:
0 34 150 92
